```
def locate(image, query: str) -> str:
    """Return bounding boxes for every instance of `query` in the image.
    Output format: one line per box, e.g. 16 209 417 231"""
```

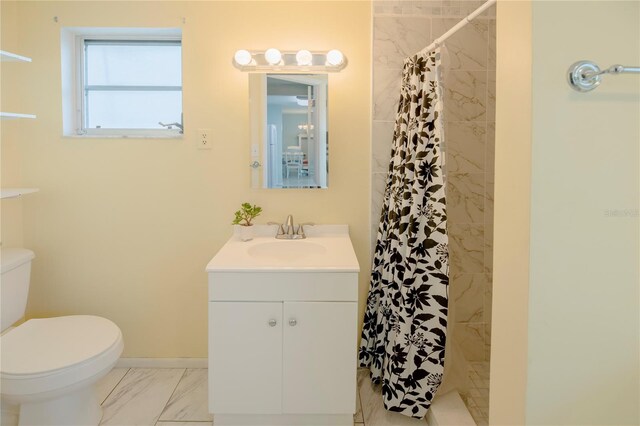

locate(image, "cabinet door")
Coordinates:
209 302 282 414
282 302 357 414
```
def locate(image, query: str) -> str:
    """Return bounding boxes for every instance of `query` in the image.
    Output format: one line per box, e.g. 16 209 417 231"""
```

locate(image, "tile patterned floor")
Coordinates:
95 368 442 426
98 368 211 426
281 175 320 189
461 361 489 426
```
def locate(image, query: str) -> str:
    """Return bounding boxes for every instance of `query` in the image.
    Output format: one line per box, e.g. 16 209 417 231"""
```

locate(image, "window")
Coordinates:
61 28 183 137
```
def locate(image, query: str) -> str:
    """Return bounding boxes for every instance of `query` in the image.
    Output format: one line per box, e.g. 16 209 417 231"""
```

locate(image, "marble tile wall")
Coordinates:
370 0 495 400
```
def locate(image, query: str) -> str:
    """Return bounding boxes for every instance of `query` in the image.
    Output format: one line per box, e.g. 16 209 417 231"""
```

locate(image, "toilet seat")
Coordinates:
1 315 123 399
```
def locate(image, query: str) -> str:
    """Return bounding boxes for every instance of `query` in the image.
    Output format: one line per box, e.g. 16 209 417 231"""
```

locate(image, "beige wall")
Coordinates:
492 0 639 424
526 1 639 424
490 1 531 423
2 1 371 357
1 0 26 248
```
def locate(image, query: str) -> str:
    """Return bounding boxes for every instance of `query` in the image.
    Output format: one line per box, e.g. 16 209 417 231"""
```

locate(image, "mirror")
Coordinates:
249 74 328 189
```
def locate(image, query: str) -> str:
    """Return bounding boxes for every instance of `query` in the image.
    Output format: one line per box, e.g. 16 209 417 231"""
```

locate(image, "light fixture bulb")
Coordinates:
326 49 344 66
296 49 313 66
264 48 282 65
234 49 252 66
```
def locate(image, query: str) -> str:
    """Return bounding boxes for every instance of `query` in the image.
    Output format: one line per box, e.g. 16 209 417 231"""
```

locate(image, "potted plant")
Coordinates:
232 202 262 241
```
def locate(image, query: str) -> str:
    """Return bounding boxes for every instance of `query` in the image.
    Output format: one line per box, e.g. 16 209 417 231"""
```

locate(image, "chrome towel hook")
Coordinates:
568 60 640 92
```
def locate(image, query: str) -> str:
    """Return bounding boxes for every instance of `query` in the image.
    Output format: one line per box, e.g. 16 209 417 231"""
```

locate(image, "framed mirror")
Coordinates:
249 74 328 189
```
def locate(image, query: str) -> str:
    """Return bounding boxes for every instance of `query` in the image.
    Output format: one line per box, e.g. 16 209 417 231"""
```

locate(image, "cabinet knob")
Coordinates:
289 318 297 326
268 319 277 327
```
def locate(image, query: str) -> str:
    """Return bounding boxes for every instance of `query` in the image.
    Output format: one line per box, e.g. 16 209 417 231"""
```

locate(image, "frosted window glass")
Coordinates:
86 91 182 129
86 42 181 86
82 40 182 131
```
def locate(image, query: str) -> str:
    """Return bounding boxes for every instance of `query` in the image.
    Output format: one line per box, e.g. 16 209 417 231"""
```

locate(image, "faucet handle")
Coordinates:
296 223 315 237
267 221 285 235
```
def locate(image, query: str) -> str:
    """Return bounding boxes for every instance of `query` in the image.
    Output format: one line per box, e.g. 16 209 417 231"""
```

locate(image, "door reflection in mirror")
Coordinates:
249 74 328 189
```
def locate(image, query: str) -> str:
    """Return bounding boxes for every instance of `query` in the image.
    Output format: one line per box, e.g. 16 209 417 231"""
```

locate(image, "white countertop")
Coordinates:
206 225 360 273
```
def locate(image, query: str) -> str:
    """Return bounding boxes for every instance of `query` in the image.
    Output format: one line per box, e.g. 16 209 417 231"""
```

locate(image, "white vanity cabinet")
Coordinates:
209 299 357 414
206 226 360 426
208 273 358 425
281 301 356 415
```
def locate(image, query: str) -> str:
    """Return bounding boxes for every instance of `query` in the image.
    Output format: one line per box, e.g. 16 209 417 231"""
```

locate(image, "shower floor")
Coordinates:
462 361 490 426
357 369 478 425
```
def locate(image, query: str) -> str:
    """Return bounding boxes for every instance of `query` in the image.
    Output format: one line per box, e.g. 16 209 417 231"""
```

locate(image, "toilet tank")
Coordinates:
0 248 35 332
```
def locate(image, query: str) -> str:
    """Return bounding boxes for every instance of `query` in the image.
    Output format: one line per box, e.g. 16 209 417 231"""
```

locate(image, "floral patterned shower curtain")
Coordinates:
359 48 449 419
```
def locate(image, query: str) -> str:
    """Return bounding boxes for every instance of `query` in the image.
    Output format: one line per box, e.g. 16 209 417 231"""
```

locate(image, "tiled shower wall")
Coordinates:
370 0 495 394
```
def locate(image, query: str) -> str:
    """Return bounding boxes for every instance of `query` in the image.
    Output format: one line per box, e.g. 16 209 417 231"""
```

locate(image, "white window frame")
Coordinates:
61 27 183 138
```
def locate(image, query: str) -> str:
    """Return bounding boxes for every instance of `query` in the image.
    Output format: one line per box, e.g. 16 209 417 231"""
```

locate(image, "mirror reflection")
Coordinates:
250 74 328 189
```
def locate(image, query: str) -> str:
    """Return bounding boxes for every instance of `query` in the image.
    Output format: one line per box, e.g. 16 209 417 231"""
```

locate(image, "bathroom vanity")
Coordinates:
206 225 359 426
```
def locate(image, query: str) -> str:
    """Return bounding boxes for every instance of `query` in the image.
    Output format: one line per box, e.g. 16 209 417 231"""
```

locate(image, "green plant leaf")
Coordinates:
232 202 262 226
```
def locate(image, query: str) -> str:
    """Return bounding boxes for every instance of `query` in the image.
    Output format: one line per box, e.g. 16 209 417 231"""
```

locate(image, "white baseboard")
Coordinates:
116 358 208 369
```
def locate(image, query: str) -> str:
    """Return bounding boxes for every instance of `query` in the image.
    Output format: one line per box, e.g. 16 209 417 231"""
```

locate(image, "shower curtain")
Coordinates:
359 48 449 419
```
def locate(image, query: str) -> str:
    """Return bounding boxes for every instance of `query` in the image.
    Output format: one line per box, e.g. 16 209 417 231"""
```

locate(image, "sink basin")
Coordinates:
206 225 359 272
247 241 327 262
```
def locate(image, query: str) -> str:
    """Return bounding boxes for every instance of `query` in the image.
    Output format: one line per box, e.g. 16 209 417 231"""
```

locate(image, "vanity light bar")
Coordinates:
232 49 347 72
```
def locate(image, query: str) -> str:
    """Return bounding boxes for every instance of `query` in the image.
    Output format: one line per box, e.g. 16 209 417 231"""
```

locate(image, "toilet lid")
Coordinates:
0 248 35 274
0 315 122 376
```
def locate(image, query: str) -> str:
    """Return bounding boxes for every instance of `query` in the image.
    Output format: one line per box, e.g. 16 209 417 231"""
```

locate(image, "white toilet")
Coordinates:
0 248 124 426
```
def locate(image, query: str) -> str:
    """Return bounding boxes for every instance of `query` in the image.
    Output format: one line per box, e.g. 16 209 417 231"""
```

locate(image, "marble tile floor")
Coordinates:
95 367 459 426
280 175 320 189
97 368 212 426
461 361 489 426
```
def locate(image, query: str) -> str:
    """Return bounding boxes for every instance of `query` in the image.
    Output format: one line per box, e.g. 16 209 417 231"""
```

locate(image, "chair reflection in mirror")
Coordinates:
284 147 304 179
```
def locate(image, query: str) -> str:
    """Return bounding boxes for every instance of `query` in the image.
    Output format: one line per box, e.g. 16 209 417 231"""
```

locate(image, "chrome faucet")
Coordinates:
285 215 295 236
268 215 313 239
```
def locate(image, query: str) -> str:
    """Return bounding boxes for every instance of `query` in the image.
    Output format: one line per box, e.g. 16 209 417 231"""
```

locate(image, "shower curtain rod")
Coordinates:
418 0 496 55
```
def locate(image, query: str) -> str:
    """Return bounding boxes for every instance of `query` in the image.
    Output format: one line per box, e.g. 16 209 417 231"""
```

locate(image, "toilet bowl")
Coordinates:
0 248 124 426
1 316 123 425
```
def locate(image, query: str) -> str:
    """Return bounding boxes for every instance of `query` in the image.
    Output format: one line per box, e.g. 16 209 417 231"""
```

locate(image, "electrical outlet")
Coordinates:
197 128 212 150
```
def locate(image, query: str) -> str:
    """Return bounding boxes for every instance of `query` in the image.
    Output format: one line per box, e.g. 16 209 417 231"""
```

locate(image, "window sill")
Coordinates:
63 134 184 140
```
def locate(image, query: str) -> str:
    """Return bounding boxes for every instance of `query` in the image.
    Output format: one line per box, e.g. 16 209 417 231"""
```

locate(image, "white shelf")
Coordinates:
0 50 32 62
0 112 36 120
1 53 36 119
1 52 37 201
1 188 39 199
